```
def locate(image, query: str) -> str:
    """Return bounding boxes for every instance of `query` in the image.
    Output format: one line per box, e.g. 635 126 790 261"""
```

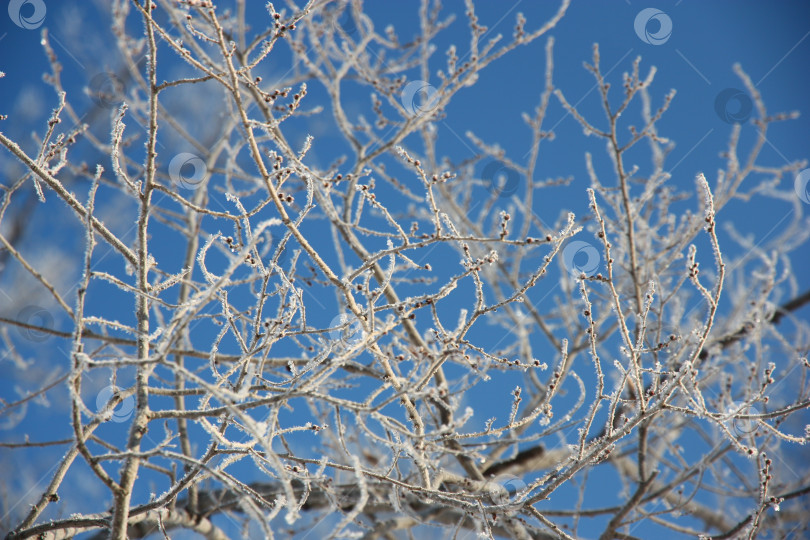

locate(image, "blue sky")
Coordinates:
1 1 809 538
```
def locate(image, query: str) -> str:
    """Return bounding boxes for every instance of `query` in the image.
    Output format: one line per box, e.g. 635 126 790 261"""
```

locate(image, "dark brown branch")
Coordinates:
699 288 810 360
